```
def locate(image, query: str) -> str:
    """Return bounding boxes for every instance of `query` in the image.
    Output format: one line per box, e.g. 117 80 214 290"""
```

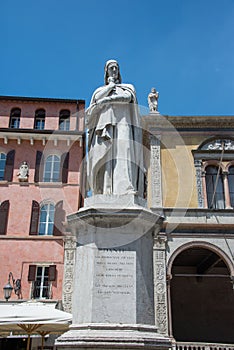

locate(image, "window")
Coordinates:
34 152 69 183
38 203 55 235
0 200 10 235
193 138 234 209
0 150 15 181
228 166 234 207
59 110 70 131
43 155 60 182
9 108 21 128
29 200 64 236
34 109 45 130
28 265 56 299
205 165 225 209
33 266 50 298
0 153 6 180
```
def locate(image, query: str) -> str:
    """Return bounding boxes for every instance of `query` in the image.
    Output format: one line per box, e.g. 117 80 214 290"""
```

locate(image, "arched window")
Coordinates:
193 137 234 208
29 200 64 236
0 153 6 180
38 203 55 236
228 166 234 207
9 108 21 128
0 200 10 235
43 155 60 182
205 165 225 209
34 109 45 130
59 110 70 131
0 150 15 182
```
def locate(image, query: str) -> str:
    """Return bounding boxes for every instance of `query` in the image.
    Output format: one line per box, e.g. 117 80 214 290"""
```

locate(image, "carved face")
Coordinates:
107 63 119 82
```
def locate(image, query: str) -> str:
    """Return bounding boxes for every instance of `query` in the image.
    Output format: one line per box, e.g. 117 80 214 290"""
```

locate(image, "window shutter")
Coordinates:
61 152 69 183
28 265 37 281
48 265 57 281
53 200 64 236
29 200 40 235
4 150 15 181
34 151 43 182
0 200 10 235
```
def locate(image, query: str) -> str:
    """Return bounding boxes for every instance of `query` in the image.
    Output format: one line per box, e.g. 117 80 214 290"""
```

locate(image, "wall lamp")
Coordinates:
3 272 21 301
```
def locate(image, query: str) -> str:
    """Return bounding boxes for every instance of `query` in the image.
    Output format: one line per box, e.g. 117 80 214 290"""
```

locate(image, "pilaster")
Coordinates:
150 135 162 208
194 159 204 208
62 235 76 313
153 233 168 335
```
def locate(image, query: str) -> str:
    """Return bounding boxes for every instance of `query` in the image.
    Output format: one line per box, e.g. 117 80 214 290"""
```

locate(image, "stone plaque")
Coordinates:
93 249 136 323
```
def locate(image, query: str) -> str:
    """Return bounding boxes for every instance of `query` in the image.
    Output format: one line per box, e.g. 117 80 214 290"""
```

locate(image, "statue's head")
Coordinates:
104 59 122 85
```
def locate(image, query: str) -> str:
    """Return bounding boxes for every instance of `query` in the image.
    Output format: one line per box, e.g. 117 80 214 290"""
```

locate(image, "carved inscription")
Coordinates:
93 250 136 323
94 250 135 297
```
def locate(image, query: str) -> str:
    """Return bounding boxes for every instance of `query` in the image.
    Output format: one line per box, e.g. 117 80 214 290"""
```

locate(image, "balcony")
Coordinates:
176 342 234 350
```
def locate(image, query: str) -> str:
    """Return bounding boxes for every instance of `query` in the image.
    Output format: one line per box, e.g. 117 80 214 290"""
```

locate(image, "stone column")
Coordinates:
202 168 208 208
223 170 232 208
62 235 76 313
150 135 162 209
166 274 173 338
153 233 169 335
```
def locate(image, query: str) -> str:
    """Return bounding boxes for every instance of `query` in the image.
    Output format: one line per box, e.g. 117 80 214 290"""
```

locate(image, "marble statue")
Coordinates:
86 59 144 197
148 87 159 113
17 161 29 181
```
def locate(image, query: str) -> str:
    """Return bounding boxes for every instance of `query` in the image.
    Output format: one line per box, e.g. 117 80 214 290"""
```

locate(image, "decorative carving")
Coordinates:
150 136 162 208
202 139 234 151
153 235 168 335
62 236 76 313
156 302 167 333
17 161 29 182
194 159 204 208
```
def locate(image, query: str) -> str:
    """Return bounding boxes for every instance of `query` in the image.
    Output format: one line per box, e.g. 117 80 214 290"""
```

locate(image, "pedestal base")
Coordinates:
57 199 168 349
56 324 172 350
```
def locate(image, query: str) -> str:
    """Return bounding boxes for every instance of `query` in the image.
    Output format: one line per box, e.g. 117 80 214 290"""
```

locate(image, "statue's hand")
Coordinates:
108 81 115 89
96 97 112 105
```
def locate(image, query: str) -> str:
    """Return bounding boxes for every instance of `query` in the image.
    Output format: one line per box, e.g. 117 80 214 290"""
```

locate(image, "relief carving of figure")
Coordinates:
86 60 144 197
17 161 29 181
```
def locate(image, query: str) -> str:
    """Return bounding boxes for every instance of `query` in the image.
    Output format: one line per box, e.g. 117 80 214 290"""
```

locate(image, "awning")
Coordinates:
0 301 72 350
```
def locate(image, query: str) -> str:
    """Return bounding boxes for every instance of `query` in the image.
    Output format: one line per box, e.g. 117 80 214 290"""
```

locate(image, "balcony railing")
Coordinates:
176 342 234 350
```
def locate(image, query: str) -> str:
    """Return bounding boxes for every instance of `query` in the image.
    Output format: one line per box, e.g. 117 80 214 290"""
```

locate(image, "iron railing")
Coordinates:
176 342 234 350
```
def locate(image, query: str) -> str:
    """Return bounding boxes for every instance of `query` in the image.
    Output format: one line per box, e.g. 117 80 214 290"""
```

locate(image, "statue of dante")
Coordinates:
86 59 144 197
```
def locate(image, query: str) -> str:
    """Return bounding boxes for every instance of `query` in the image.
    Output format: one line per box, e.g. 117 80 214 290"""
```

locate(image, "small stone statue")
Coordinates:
148 87 159 113
18 161 29 181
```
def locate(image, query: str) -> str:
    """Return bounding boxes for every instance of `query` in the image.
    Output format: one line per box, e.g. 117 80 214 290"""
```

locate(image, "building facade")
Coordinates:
0 96 85 308
143 113 234 346
1 94 234 349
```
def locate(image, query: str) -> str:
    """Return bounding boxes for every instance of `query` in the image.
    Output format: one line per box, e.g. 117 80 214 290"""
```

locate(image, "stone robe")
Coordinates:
86 83 144 197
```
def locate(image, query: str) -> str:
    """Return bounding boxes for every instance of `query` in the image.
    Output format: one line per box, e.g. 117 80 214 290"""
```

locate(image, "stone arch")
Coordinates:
167 241 234 277
167 241 234 343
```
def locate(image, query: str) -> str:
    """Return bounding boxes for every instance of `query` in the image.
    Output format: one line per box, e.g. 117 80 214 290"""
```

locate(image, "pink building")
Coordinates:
0 96 85 305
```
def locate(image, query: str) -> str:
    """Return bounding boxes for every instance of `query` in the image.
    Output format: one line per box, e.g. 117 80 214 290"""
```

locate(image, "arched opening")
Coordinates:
170 246 234 343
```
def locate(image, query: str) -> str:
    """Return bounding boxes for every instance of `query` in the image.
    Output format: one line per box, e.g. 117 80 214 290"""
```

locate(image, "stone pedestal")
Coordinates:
56 195 171 349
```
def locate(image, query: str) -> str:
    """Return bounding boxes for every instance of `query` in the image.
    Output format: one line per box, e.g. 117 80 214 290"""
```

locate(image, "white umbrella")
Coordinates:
0 301 72 350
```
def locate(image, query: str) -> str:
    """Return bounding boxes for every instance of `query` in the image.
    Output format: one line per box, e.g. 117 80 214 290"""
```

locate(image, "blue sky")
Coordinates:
1 0 234 115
